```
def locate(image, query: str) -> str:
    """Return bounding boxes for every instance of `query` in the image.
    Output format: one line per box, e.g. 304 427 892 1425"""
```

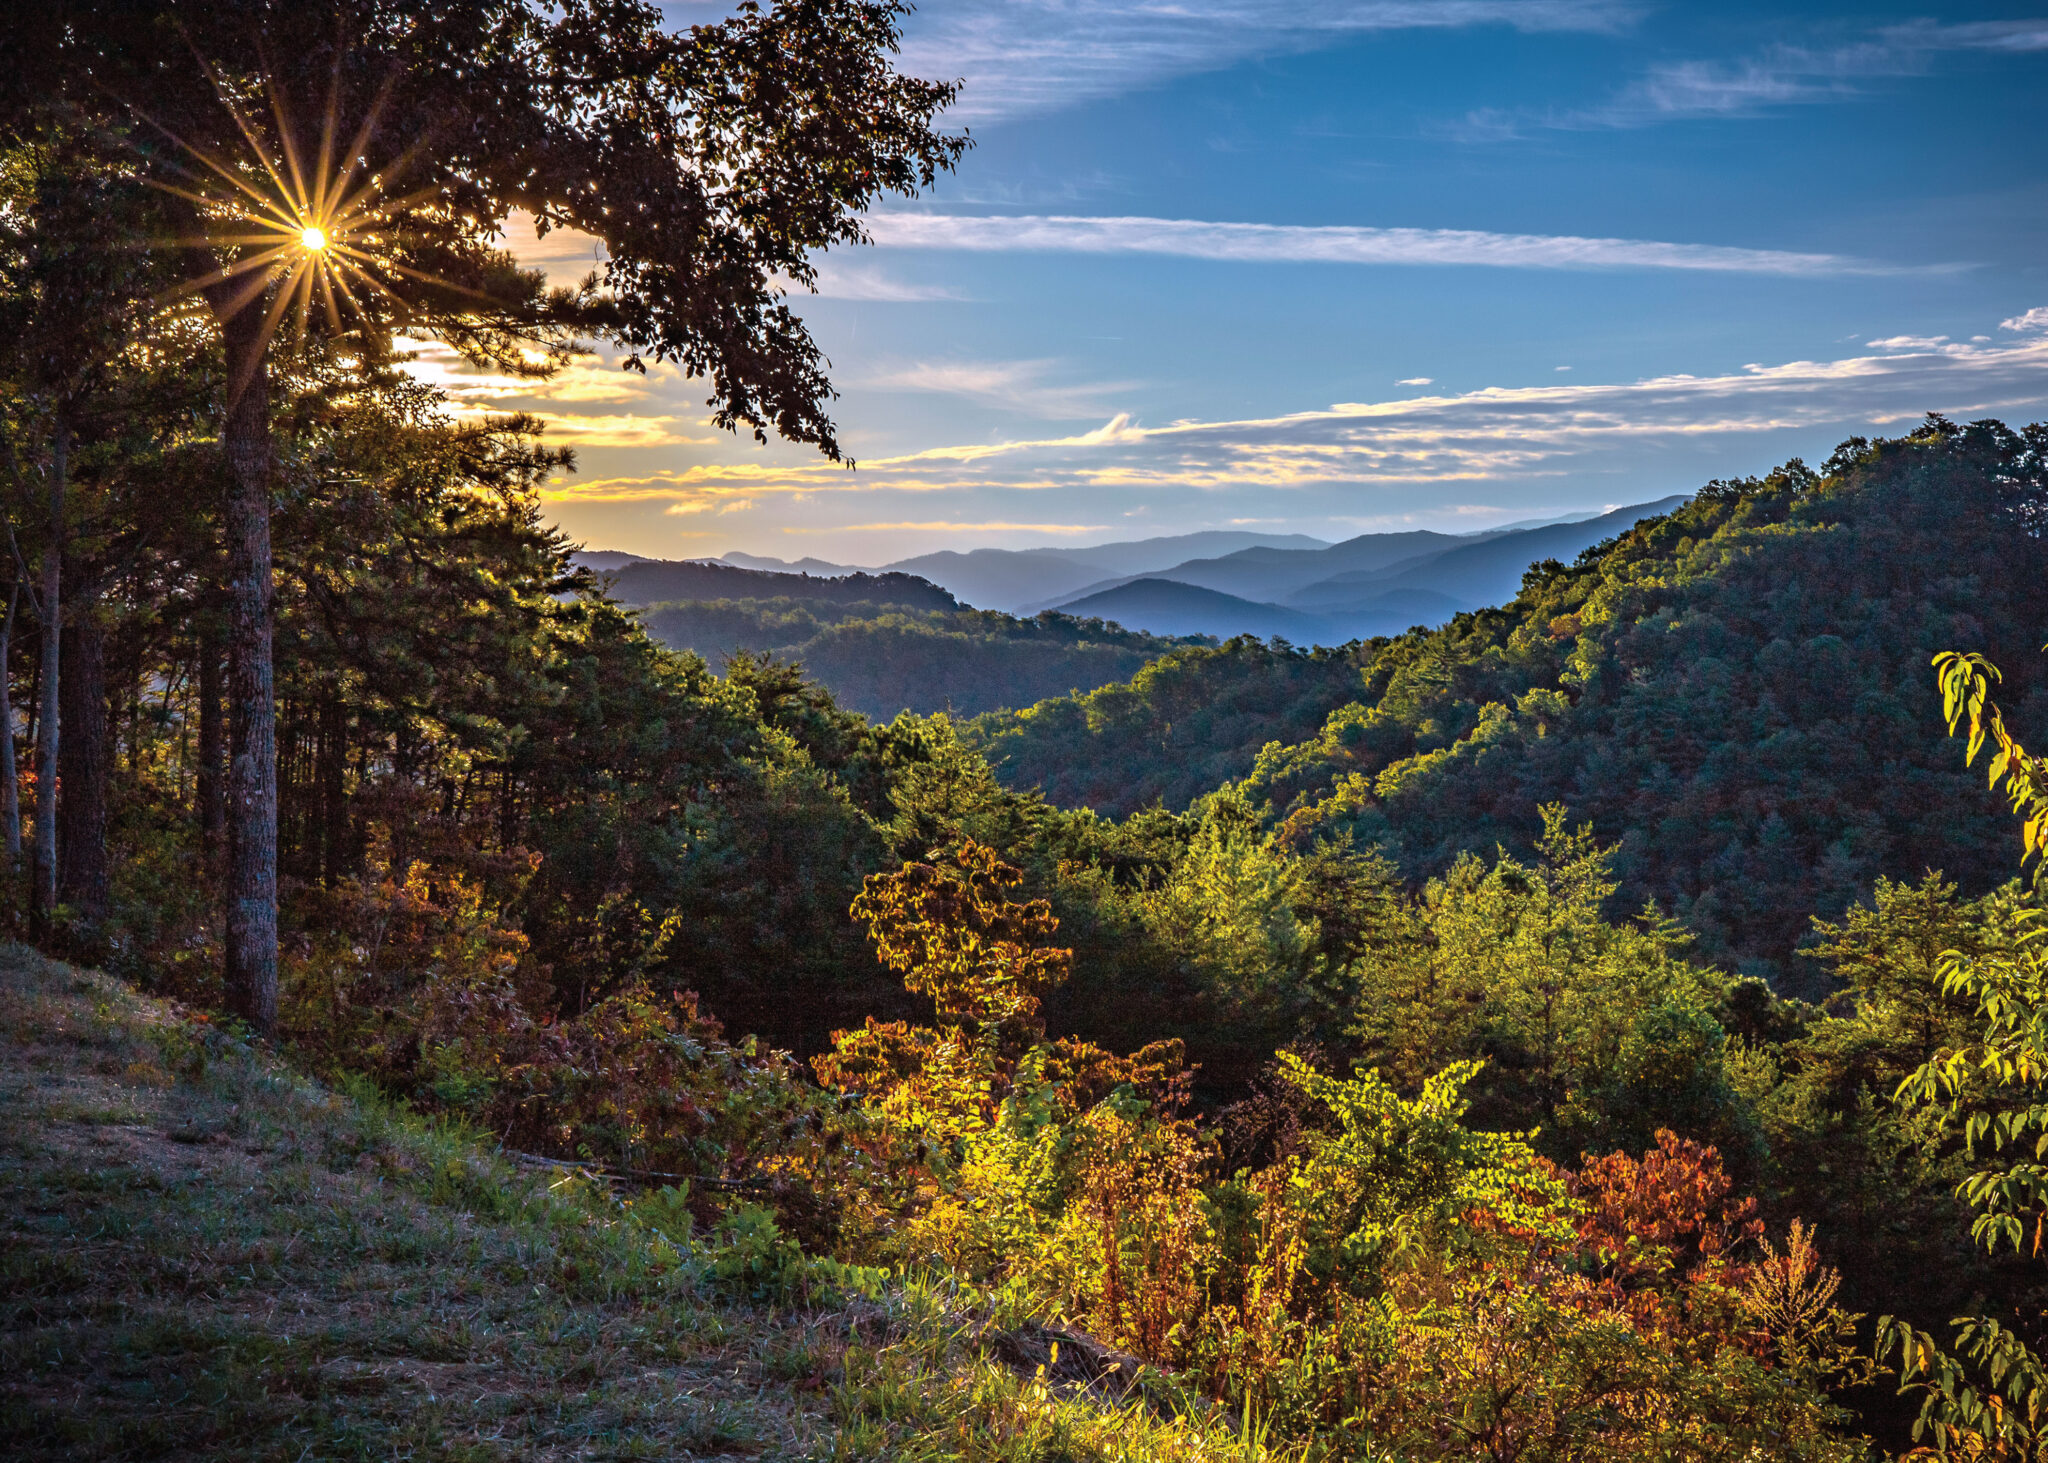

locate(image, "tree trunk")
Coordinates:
57 585 108 935
31 417 64 940
219 303 278 1034
197 619 225 874
1 576 21 869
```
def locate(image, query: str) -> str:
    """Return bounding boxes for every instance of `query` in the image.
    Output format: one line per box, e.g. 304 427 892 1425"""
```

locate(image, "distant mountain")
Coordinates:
1287 497 1691 611
879 550 1130 613
1327 587 1470 637
1055 579 1333 641
1027 529 1485 613
714 552 867 576
574 508 1683 636
602 558 958 613
1470 507 1610 534
613 532 1339 613
1034 496 1691 639
1023 531 1332 575
881 532 1331 612
572 550 653 572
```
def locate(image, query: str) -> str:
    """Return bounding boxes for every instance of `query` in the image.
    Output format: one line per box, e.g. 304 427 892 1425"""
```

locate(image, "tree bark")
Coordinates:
31 417 63 939
1 576 21 870
57 584 108 934
218 303 277 1033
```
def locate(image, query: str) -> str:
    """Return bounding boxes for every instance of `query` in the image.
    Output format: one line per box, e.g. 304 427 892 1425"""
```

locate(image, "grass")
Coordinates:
0 945 1283 1461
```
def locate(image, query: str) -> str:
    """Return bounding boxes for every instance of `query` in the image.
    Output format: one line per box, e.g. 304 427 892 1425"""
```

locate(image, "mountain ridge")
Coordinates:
572 513 1649 625
1031 496 1692 639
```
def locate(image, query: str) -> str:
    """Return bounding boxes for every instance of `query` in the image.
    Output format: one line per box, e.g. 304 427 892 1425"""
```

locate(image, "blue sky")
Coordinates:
443 0 2048 563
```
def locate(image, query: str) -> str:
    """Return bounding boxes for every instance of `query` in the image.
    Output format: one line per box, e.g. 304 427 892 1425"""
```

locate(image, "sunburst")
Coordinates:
138 60 456 391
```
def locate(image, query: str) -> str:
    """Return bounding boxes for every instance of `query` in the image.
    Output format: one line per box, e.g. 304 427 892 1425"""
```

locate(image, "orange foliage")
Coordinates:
1570 1128 1764 1285
847 840 1071 1038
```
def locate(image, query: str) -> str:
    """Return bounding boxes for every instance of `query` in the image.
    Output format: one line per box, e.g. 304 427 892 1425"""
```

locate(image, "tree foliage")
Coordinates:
1880 649 2048 1458
639 597 1198 720
977 419 2048 989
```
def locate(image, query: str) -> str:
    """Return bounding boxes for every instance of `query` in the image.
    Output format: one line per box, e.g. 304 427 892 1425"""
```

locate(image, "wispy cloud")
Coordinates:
532 414 712 448
799 262 970 302
396 338 716 446
501 210 608 286
506 204 960 304
1867 335 1952 351
865 358 1139 418
1576 19 2048 128
1603 42 1900 121
547 326 2048 510
1397 376 1435 385
866 211 1921 276
893 0 1636 122
1891 19 2048 55
2004 306 2048 333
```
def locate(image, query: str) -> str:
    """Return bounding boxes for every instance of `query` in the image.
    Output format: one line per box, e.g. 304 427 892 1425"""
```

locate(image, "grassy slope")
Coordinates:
0 949 1271 1462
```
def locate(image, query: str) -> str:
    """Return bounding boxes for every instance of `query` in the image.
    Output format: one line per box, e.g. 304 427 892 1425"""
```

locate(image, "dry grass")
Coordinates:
0 947 1281 1462
0 946 819 1460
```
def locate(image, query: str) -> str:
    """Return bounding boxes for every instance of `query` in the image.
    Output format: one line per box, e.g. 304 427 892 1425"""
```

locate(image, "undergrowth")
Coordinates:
0 943 1282 1461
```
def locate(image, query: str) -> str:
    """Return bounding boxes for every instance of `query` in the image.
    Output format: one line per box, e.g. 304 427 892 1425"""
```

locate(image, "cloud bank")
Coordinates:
865 212 1916 276
548 331 2048 515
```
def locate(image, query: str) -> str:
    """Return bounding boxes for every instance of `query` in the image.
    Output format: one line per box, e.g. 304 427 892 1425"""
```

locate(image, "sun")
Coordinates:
149 71 451 377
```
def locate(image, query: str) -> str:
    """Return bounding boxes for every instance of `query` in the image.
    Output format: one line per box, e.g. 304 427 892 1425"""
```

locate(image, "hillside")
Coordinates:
972 418 2048 987
590 556 1201 720
0 950 1252 1462
16 403 2046 1461
599 556 961 614
637 598 1202 720
1053 578 1332 641
965 636 1376 813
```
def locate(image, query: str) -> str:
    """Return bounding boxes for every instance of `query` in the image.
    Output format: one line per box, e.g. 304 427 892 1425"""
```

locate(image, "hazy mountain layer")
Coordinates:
598 558 959 614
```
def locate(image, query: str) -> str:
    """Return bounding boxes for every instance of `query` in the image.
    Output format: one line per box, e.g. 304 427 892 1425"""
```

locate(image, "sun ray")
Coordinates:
324 262 373 325
317 264 344 337
311 62 343 222
124 49 555 395
196 54 311 234
269 95 313 228
145 130 297 224
317 71 403 233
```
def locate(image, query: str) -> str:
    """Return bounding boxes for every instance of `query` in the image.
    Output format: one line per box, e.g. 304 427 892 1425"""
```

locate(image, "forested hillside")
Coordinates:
634 593 1202 719
976 417 2048 988
968 636 1373 810
601 555 961 613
